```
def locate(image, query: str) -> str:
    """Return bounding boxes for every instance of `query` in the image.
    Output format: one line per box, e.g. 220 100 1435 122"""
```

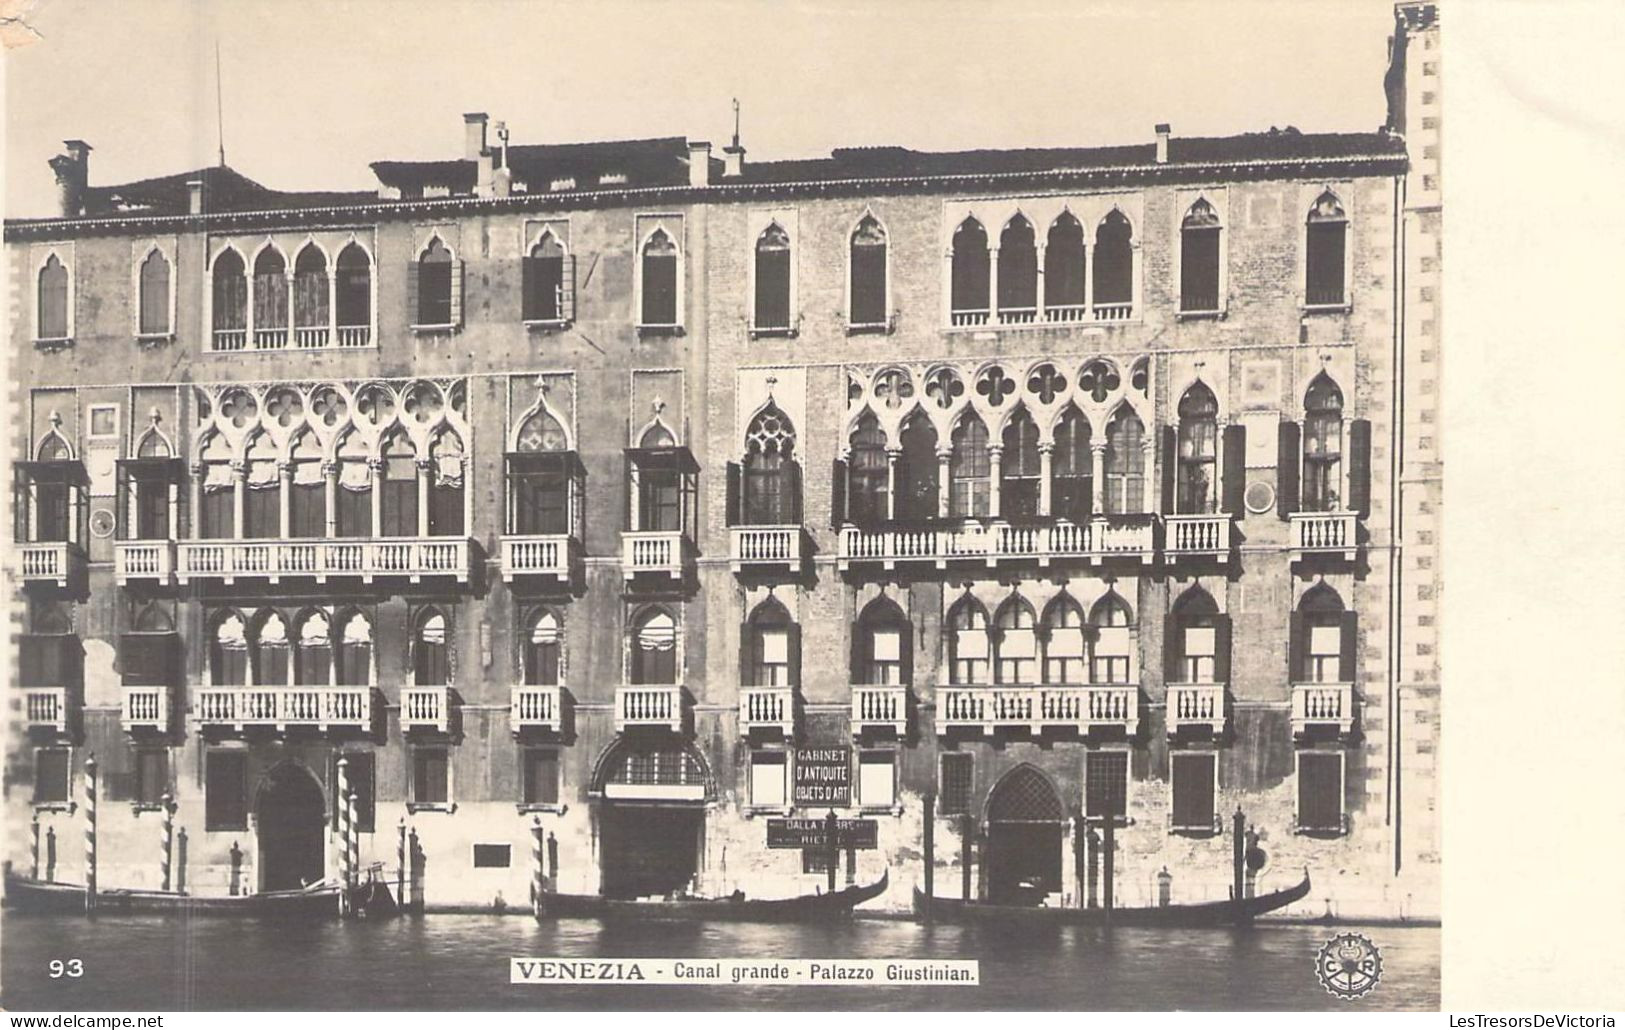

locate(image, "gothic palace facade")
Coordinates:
4 5 1441 916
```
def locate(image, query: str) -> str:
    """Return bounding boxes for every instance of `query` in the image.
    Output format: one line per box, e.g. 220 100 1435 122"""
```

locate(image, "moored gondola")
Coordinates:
2 869 370 919
912 870 1311 928
538 868 889 922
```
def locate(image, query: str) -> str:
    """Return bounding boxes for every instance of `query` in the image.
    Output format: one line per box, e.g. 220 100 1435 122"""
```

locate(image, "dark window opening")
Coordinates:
847 413 890 525
641 229 679 326
135 749 170 807
1177 384 1219 513
1085 750 1128 821
335 244 371 329
523 749 560 806
996 215 1037 316
1171 752 1215 831
1305 192 1347 306
523 234 566 322
1052 407 1092 521
939 753 973 816
849 216 888 326
896 413 940 522
212 250 247 332
293 245 328 329
417 239 454 326
473 844 511 868
139 250 171 335
205 751 248 830
253 249 288 330
1298 752 1344 833
412 749 450 805
38 255 69 339
1000 411 1041 518
332 751 376 832
1093 210 1133 308
1180 199 1222 312
950 219 989 318
1045 214 1086 311
753 223 791 330
34 748 70 804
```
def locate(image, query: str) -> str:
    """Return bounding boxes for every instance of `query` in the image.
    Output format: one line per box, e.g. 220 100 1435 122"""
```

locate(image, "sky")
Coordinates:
3 0 1398 215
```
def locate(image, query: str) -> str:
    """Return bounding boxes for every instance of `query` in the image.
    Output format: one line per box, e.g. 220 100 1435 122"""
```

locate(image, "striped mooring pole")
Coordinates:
346 778 359 886
84 754 98 914
336 757 352 915
531 816 544 918
160 793 175 891
30 810 40 879
397 818 407 906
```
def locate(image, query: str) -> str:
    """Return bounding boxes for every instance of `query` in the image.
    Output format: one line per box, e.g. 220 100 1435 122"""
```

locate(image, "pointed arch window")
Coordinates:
854 599 911 686
335 610 374 685
210 248 246 349
138 249 172 336
1104 408 1145 514
210 612 249 686
523 232 569 323
242 432 280 539
640 229 680 328
849 215 888 328
1180 199 1222 313
630 608 678 685
1177 384 1219 514
288 430 325 538
294 610 333 686
949 414 990 518
335 243 372 340
1166 588 1229 684
996 215 1037 322
414 608 450 686
293 245 329 333
1305 192 1348 306
628 423 697 534
744 600 798 688
846 412 890 525
994 598 1039 685
119 603 178 689
428 430 465 537
37 254 70 341
1042 597 1087 684
1051 406 1093 521
120 435 180 541
1001 409 1041 519
1303 376 1344 512
1090 595 1135 684
414 238 458 328
509 406 581 538
253 248 289 337
950 218 990 325
947 597 990 685
897 412 940 522
1045 213 1086 317
335 432 373 538
524 609 563 686
251 611 290 686
1093 210 1134 315
198 433 235 540
734 405 800 525
752 223 792 332
380 431 420 537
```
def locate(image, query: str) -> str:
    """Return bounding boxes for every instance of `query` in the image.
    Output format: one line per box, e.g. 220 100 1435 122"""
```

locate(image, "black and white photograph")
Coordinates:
0 0 1617 1017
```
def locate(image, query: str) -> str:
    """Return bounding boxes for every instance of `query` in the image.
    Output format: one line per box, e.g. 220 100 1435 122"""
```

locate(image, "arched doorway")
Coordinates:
985 764 1065 905
592 738 710 899
256 762 327 891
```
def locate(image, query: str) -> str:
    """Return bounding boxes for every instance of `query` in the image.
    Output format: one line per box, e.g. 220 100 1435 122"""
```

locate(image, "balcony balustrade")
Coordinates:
1165 683 1227 736
838 517 1155 571
400 686 454 734
1291 682 1356 736
500 534 581 583
176 537 472 585
739 686 798 737
1163 514 1232 562
850 685 909 736
729 525 807 573
937 684 1138 736
211 329 247 351
615 685 690 732
1289 511 1358 560
195 686 375 732
620 530 694 580
335 325 373 348
19 542 85 586
121 686 171 735
996 306 1038 325
115 541 176 585
510 686 566 734
23 688 70 734
1093 302 1134 321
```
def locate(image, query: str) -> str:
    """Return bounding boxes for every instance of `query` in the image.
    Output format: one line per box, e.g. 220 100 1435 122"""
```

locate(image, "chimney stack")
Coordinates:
688 141 712 188
723 99 746 178
187 179 205 215
1154 123 1171 164
48 140 92 217
463 113 489 160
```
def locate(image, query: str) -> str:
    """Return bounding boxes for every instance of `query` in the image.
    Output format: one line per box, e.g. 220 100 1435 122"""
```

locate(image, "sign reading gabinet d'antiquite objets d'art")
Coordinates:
791 746 851 806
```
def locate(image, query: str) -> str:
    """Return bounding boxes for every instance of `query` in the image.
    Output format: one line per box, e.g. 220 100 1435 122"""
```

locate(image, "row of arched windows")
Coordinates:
210 242 372 348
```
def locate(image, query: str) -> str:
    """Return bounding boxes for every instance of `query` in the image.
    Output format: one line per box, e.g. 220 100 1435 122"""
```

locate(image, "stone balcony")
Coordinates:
114 541 177 585
937 684 1139 737
728 525 808 574
499 534 581 584
614 685 690 732
195 686 376 732
620 530 695 580
837 516 1155 571
1163 514 1233 563
176 537 474 585
1291 682 1357 736
850 685 909 736
510 686 568 734
1289 511 1359 561
22 687 71 734
738 686 798 737
18 542 85 587
120 686 171 735
400 686 455 734
1165 683 1227 736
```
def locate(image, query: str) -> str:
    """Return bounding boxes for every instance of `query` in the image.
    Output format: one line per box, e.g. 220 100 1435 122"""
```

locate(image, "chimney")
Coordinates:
723 143 746 178
688 141 712 188
1155 124 1171 164
48 140 92 217
187 179 205 215
463 113 488 160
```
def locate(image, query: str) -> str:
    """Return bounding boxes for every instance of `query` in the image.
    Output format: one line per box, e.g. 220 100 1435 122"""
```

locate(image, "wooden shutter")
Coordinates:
725 462 741 527
1298 753 1343 832
1159 425 1177 514
1288 609 1306 683
1277 421 1301 520
786 460 803 524
1348 418 1372 518
561 254 577 322
850 616 867 684
786 621 802 688
520 256 537 320
405 263 420 325
899 617 915 686
830 458 848 528
120 633 176 686
1339 611 1359 683
739 621 754 686
623 453 633 531
449 260 465 327
1171 753 1215 830
1222 424 1246 514
1212 613 1232 683
1163 612 1184 681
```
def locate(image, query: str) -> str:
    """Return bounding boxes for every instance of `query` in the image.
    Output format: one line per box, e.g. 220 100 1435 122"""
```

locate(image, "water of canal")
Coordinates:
1 912 1438 1011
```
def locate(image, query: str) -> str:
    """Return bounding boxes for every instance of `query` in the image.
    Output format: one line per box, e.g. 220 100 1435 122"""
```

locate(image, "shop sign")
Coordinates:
765 818 878 850
792 746 851 805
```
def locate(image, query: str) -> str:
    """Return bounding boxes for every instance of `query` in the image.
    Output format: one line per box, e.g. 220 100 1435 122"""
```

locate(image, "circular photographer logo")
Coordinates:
1315 932 1383 999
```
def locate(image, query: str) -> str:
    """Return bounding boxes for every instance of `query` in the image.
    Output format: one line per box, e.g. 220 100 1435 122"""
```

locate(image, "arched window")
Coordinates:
635 422 685 532
211 248 247 341
949 413 990 518
640 229 679 327
210 611 248 686
428 430 465 537
133 603 174 634
242 432 280 538
1305 191 1347 306
1052 406 1092 521
335 243 371 333
416 238 455 327
1090 594 1134 684
1093 210 1133 312
1303 375 1344 512
1045 213 1086 315
293 244 329 331
847 412 889 525
37 254 69 340
414 608 450 685
1001 409 1041 518
335 610 373 685
630 608 677 684
1104 407 1145 514
854 599 910 686
523 232 566 322
950 218 990 323
996 214 1037 321
1180 199 1222 313
753 223 791 331
1042 596 1086 684
1293 585 1350 683
849 215 888 327
994 597 1039 684
523 609 563 686
510 407 573 535
250 610 290 686
1166 588 1225 684
744 599 797 687
335 430 373 538
198 432 235 540
138 249 171 336
742 404 799 525
380 431 419 537
294 609 332 686
946 597 989 685
1177 384 1219 514
253 247 289 331
289 429 324 538
897 412 940 521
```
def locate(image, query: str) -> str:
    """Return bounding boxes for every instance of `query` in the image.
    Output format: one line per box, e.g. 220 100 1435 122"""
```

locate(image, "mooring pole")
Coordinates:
825 809 838 893
1245 824 1260 899
922 790 935 922
336 757 352 916
84 754 97 914
46 826 57 883
1232 805 1245 910
531 816 544 919
397 818 406 905
176 828 188 894
160 792 175 891
547 831 558 890
408 826 421 912
1085 824 1099 908
1102 813 1115 926
30 811 40 879
960 811 973 901
229 840 242 896
1072 814 1085 908
346 779 360 889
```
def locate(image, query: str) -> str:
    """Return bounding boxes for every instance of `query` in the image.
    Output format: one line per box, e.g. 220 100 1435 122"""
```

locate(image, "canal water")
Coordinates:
1 912 1438 1011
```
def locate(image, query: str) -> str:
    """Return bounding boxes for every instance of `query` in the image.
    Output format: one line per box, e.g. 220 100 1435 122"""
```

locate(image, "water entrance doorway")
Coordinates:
256 762 327 891
985 764 1065 905
594 739 710 898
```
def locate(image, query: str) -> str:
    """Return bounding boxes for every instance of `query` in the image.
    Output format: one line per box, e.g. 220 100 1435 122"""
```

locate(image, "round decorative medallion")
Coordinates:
1315 932 1384 1000
1244 480 1276 515
89 508 116 539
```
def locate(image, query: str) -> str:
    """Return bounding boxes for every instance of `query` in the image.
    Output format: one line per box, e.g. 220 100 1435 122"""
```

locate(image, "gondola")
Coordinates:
2 870 353 919
912 870 1312 928
538 868 889 922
